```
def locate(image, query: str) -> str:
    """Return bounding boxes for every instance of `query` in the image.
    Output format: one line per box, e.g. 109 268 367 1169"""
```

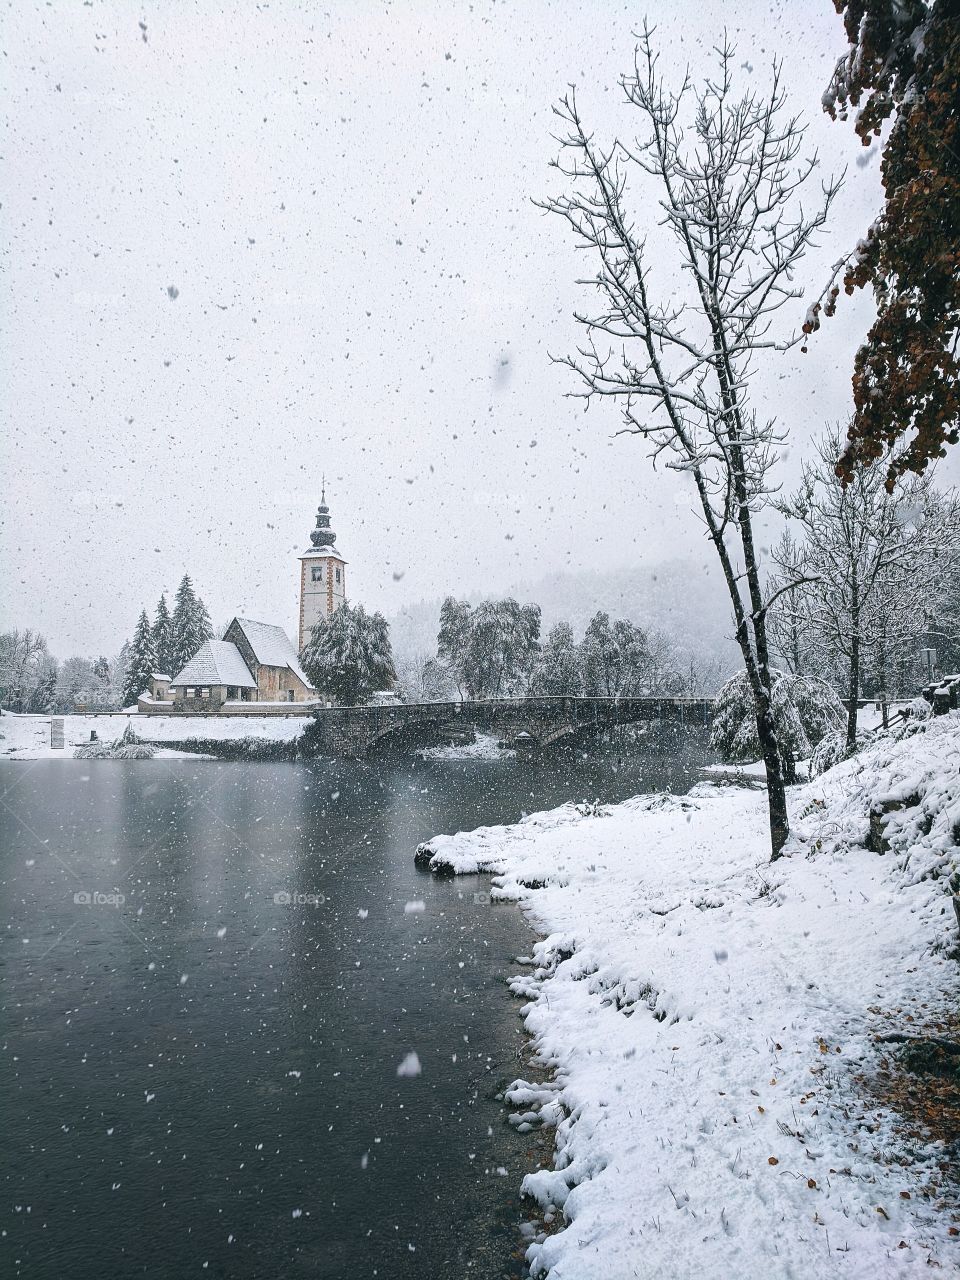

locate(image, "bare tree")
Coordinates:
767 530 823 678
779 425 960 748
395 649 452 703
540 31 839 858
679 651 729 698
0 629 56 713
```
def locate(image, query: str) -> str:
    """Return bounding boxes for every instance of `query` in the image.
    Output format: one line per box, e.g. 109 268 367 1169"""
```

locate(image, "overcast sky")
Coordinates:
4 0 956 657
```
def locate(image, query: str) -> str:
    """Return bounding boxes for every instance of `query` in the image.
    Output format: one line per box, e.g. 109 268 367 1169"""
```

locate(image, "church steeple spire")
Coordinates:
310 482 336 550
298 488 348 651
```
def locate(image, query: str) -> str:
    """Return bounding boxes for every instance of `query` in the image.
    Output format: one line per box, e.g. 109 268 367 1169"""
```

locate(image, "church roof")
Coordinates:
170 641 257 689
299 545 348 561
231 618 314 690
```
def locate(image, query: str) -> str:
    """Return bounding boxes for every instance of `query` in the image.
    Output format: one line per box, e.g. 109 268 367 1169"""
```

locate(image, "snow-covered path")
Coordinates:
419 716 960 1277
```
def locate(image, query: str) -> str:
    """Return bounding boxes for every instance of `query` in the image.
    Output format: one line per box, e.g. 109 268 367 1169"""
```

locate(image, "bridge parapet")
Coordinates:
302 695 713 759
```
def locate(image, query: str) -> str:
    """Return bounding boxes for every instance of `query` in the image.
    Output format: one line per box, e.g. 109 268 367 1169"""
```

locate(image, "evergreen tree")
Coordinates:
301 602 396 706
122 610 157 707
151 594 174 676
111 643 131 709
90 656 113 706
170 575 213 677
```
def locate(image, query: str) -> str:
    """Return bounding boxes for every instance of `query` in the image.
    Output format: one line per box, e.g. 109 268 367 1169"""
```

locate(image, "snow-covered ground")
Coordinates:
418 714 960 1278
417 730 516 761
0 712 306 759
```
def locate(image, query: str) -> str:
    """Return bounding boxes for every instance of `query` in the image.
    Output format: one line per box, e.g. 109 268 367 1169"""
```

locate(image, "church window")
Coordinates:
335 567 341 583
311 565 323 582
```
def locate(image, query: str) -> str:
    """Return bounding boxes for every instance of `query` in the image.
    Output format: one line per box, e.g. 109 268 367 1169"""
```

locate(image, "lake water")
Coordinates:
0 729 708 1279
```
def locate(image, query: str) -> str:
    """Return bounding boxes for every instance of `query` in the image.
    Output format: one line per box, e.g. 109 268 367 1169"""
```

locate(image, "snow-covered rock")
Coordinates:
417 730 516 761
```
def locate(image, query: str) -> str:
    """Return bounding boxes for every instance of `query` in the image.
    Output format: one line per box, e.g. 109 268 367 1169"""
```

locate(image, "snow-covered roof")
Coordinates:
231 618 314 689
151 673 171 681
299 545 348 562
170 641 257 689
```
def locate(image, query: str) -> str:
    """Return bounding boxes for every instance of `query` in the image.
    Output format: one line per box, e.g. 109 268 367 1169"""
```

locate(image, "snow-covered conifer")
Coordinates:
122 610 157 708
151 594 174 676
169 575 213 677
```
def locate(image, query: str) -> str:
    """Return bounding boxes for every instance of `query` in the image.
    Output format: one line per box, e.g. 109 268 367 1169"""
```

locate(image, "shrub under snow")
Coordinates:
710 668 844 777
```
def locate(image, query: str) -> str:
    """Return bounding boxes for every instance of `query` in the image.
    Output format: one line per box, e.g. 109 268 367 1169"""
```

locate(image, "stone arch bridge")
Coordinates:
306 696 713 759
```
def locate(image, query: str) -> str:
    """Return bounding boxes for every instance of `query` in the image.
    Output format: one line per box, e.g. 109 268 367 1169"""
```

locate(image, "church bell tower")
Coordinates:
298 485 347 651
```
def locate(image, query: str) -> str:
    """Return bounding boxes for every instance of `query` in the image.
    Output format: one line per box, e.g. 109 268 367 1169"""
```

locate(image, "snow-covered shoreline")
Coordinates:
0 712 305 759
418 715 960 1277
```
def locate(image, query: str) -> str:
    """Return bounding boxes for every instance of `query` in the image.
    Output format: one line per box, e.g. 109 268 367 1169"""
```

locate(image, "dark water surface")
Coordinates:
1 730 707 1279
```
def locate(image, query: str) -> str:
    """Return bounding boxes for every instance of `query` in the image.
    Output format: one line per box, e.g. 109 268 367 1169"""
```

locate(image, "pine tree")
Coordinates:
122 610 157 707
151 594 174 676
90 657 112 706
300 602 396 706
170 575 213 677
111 642 131 708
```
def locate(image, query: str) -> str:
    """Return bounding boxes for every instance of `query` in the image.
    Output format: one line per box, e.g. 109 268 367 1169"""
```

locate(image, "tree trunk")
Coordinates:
845 579 861 751
754 690 791 859
846 638 860 750
878 637 889 729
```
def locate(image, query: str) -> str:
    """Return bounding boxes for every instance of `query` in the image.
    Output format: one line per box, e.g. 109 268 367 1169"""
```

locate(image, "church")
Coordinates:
141 493 348 714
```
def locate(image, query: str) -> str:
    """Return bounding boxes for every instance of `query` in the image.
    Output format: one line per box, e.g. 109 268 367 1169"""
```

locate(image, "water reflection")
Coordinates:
1 729 707 1278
